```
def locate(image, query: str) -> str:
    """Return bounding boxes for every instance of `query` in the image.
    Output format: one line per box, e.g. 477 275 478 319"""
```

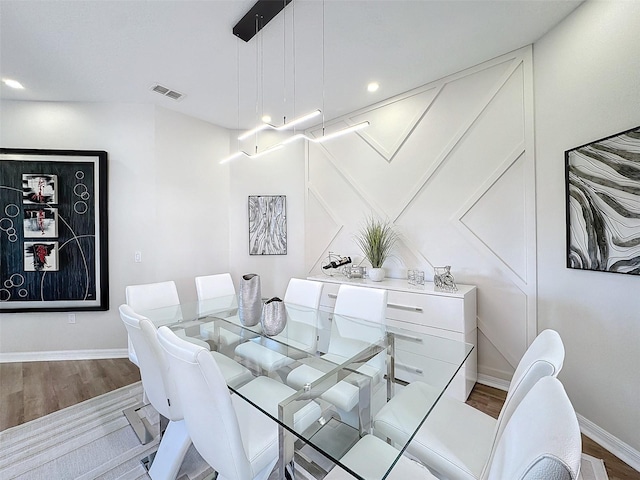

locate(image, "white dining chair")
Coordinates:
325 376 581 480
195 273 249 354
156 326 322 480
119 304 191 480
286 284 388 428
234 278 324 374
374 329 565 480
126 280 210 364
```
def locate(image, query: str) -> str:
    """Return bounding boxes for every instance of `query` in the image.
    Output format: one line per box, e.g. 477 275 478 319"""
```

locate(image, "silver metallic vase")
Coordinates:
238 273 262 326
261 297 287 336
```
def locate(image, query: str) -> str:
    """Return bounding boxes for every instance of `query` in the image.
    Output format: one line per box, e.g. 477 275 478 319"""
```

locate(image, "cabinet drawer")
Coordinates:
386 290 468 332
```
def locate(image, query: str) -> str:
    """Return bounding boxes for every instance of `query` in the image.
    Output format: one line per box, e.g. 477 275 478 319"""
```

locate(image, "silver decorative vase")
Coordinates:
261 296 287 336
238 273 262 326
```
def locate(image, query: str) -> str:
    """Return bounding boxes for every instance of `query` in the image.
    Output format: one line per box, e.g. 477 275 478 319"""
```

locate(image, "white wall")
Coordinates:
304 47 536 382
534 0 640 461
0 101 230 357
228 131 307 299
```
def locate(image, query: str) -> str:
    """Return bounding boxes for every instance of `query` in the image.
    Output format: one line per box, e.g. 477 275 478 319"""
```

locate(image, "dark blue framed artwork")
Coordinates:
0 148 109 312
565 126 640 275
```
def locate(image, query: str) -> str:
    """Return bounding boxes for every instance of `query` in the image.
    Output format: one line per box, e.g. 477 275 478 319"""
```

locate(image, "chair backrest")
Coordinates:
157 326 254 480
334 284 388 324
125 281 182 365
481 329 565 476
119 304 181 421
284 278 324 309
195 273 236 300
126 280 180 311
484 377 581 480
329 285 388 366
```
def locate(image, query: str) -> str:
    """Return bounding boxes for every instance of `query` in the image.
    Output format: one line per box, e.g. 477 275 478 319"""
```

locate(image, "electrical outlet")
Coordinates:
68 314 76 324
134 251 142 263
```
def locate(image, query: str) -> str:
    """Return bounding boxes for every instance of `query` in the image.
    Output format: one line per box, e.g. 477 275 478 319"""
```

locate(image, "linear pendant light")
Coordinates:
237 109 321 140
220 144 284 165
220 0 369 164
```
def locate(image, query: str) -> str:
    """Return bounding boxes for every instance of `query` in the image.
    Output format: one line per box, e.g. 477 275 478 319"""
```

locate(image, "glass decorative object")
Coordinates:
434 266 458 292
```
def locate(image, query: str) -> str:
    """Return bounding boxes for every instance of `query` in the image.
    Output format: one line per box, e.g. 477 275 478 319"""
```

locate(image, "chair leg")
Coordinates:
123 404 154 445
148 420 192 480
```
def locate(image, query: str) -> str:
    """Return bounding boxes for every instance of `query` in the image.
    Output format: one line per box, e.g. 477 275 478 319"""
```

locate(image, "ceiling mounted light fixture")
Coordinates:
367 82 379 92
220 0 369 164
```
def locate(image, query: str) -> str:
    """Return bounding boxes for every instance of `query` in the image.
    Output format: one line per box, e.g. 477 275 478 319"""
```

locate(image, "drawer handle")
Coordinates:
388 302 423 312
392 332 423 343
328 293 338 299
395 362 424 375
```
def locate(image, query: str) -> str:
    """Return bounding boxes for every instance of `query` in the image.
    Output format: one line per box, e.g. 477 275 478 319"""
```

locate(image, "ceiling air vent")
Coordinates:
150 84 185 101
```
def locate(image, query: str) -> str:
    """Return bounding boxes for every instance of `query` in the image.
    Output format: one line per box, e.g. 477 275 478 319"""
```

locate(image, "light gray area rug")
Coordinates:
0 381 609 480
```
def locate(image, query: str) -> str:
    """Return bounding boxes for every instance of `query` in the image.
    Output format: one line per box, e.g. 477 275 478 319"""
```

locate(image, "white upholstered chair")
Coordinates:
195 273 248 354
286 284 388 428
326 376 581 480
120 304 255 476
374 329 565 480
126 280 210 365
156 326 322 480
119 304 191 480
234 278 324 373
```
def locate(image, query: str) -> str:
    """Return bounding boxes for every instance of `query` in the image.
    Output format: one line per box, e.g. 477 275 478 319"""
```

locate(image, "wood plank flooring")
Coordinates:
0 358 140 431
0 360 637 479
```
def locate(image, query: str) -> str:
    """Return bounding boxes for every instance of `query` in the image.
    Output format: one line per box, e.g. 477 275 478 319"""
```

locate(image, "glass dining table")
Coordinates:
139 295 473 480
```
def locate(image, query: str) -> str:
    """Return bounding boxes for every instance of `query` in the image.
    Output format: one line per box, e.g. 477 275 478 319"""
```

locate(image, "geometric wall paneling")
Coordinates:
476 285 529 368
348 87 441 163
305 187 344 271
457 146 529 285
305 46 536 382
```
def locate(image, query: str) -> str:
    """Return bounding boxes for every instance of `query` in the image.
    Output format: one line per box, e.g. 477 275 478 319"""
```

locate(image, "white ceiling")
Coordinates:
0 0 582 130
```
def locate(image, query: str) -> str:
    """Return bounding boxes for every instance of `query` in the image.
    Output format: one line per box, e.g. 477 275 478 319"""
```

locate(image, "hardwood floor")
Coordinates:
1 360 637 479
0 358 140 431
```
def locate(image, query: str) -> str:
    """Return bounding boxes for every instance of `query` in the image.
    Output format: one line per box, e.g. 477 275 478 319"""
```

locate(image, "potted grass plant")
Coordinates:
354 215 398 282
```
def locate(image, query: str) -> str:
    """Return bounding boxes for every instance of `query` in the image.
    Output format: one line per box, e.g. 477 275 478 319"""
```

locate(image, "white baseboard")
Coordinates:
477 373 510 391
0 348 129 363
578 413 640 473
478 373 640 473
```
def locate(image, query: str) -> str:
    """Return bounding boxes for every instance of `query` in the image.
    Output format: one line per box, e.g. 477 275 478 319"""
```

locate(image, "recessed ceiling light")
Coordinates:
367 82 379 93
261 115 272 123
2 78 24 89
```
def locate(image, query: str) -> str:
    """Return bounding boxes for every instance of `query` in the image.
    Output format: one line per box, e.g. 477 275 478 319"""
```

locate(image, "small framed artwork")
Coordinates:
565 126 640 275
248 195 287 255
0 148 109 312
23 207 58 238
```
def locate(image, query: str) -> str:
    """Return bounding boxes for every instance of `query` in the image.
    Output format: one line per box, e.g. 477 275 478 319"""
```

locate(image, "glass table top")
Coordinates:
139 296 473 480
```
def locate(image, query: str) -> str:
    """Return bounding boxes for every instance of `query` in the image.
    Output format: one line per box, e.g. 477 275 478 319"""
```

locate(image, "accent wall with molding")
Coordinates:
305 46 536 383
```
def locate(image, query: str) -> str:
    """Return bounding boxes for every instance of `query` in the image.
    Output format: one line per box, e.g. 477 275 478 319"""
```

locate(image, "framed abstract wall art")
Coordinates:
565 126 640 275
248 195 287 255
0 148 109 312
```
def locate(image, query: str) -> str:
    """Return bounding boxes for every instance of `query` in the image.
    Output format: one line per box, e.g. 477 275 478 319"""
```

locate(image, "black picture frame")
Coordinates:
565 126 640 275
0 148 109 312
248 195 287 255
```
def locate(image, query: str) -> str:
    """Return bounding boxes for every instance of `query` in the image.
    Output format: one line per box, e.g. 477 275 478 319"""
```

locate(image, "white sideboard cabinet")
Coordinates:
307 275 477 401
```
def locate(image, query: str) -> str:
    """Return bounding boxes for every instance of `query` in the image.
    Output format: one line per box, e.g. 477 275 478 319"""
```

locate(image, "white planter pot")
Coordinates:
368 267 385 282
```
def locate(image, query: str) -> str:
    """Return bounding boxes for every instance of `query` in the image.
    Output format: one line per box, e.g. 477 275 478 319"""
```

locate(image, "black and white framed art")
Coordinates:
0 148 109 311
565 126 640 275
248 195 287 255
